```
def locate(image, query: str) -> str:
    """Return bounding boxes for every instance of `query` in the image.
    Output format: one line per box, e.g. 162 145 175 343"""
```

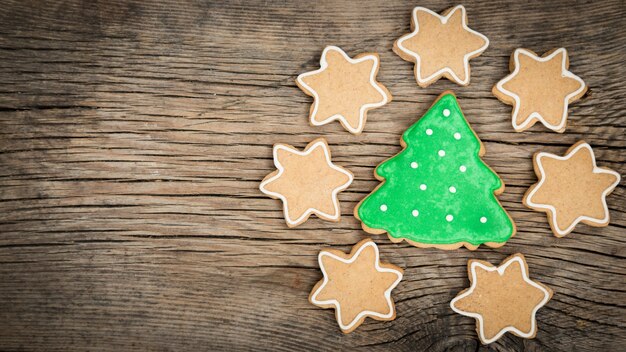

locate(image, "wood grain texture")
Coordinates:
0 0 624 351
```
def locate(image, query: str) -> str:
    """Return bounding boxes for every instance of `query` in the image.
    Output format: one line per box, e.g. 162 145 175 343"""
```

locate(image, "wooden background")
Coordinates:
0 0 624 351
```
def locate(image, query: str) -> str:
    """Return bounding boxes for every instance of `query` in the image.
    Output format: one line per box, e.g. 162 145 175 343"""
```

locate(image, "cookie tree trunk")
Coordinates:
356 92 515 249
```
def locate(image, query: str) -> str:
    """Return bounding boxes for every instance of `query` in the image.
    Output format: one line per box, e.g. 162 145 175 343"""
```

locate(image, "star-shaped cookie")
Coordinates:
296 46 391 134
524 141 620 237
394 5 489 87
493 48 587 132
451 254 552 344
259 138 353 227
309 239 403 333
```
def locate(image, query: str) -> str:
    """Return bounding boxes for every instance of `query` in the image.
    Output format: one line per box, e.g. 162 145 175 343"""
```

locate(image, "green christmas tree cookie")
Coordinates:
355 92 515 250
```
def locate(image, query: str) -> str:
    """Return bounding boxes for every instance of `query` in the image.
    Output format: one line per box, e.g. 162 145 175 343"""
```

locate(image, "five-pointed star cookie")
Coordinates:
451 254 552 344
309 239 403 333
493 48 587 132
296 46 391 134
394 5 489 87
524 141 620 237
259 138 353 228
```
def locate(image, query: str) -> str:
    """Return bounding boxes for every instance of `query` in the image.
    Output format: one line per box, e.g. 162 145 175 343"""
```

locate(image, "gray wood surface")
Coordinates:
0 0 624 351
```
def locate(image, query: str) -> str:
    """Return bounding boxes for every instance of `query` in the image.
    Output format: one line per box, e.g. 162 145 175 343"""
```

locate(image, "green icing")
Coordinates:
357 93 514 246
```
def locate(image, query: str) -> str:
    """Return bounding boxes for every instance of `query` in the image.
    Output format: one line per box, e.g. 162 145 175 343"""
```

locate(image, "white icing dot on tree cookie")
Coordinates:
446 214 454 222
454 132 461 140
443 109 451 117
426 129 433 135
480 216 487 223
420 184 427 190
412 210 419 217
449 186 456 193
411 162 418 169
380 204 388 212
460 165 467 172
438 150 446 157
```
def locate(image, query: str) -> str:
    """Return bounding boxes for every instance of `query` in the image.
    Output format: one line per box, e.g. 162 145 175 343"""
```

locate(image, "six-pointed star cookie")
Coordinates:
493 48 587 132
296 46 391 134
451 254 552 344
394 5 489 87
309 239 403 333
524 141 620 237
259 138 353 228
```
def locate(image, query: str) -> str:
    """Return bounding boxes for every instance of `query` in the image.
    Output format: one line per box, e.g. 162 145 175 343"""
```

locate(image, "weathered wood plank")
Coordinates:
0 0 624 351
